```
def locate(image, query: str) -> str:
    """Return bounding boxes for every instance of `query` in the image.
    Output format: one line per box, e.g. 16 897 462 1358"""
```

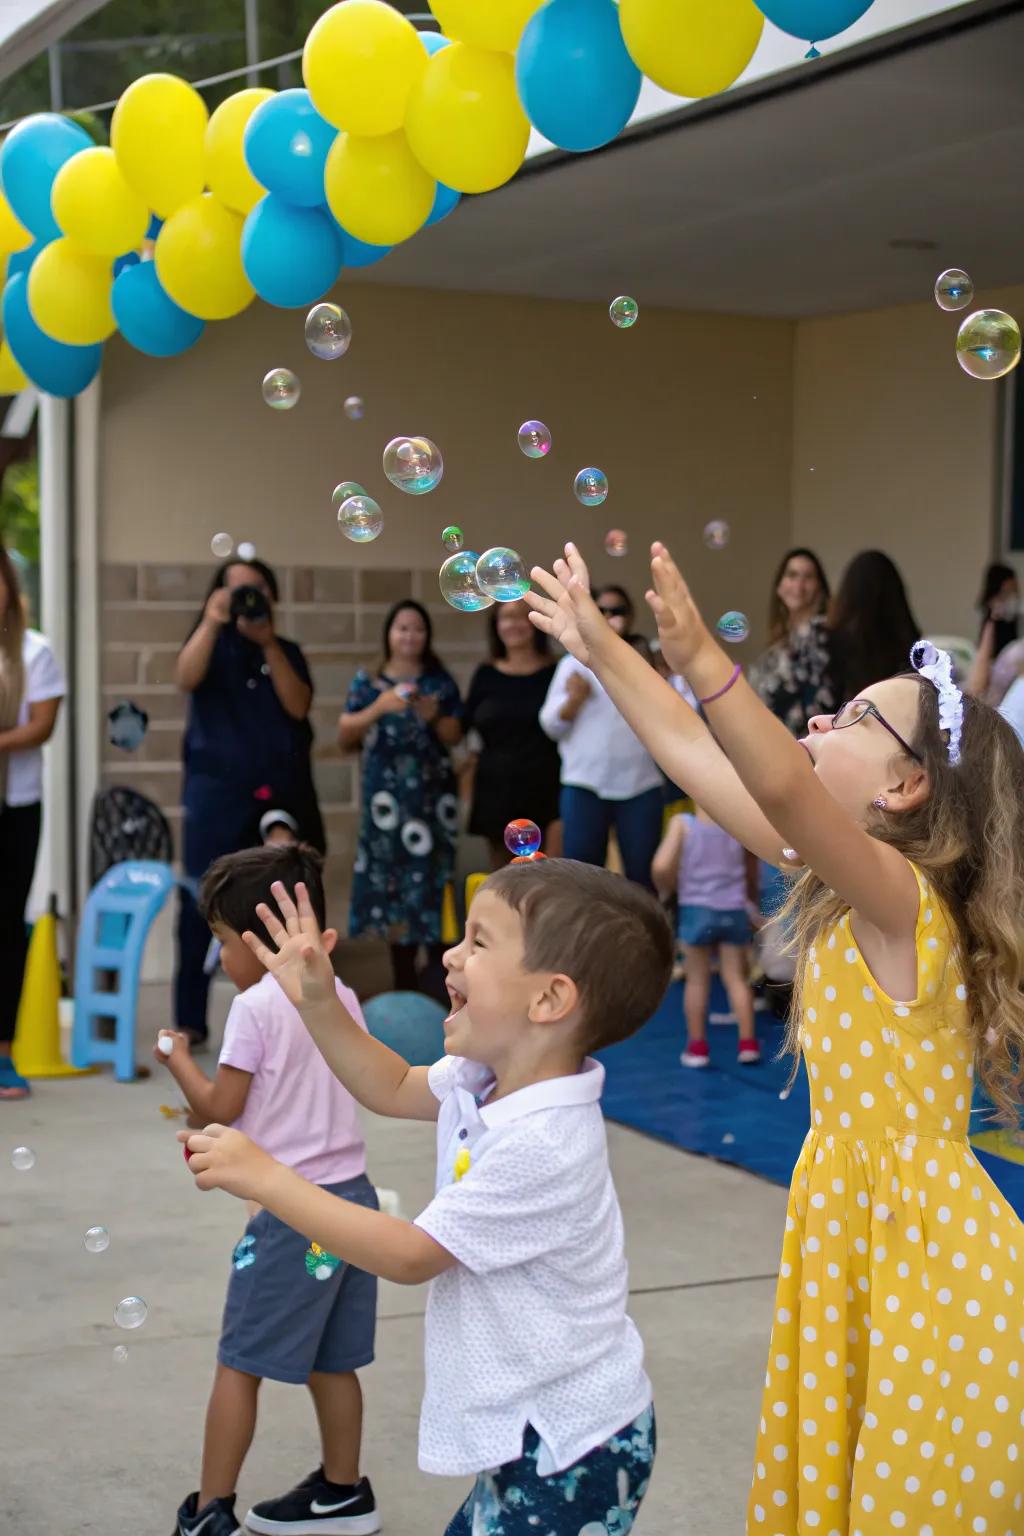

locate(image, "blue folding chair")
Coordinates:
70 860 177 1082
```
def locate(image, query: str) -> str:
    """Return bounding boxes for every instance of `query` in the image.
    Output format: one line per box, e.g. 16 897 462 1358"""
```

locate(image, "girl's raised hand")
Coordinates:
243 881 337 1011
647 542 714 676
527 544 606 665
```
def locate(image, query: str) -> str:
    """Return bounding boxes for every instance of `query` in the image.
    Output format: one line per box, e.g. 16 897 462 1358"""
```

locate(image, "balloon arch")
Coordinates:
0 0 874 397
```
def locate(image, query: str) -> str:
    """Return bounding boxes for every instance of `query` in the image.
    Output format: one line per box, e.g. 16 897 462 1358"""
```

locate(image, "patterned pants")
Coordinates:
445 1408 656 1536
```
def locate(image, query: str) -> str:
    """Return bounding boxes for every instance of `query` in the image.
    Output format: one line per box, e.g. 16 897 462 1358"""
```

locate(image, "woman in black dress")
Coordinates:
463 600 561 868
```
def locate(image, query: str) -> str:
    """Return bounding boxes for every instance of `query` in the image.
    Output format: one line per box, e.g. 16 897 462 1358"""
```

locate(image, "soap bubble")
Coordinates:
338 494 384 543
305 302 351 360
439 551 494 613
383 435 443 495
107 701 148 753
210 532 233 559
716 611 750 644
609 295 639 329
934 269 973 312
441 525 463 552
114 1295 148 1330
237 540 256 562
344 395 364 420
504 818 542 857
604 529 627 558
395 681 419 702
331 480 367 511
84 1225 110 1254
262 368 300 410
955 309 1022 381
476 547 530 603
517 420 551 458
112 1344 129 1363
703 520 730 551
11 1145 35 1171
574 467 608 507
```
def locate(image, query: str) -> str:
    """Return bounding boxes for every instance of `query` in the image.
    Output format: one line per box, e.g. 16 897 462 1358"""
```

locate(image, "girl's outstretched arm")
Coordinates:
527 548 785 864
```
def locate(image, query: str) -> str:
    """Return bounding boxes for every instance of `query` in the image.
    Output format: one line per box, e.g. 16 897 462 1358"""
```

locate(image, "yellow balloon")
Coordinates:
324 131 435 246
429 0 543 51
304 0 426 136
154 194 254 321
0 190 31 256
51 147 149 257
405 45 529 195
28 238 115 345
111 73 208 219
0 339 28 394
618 0 764 98
205 88 275 215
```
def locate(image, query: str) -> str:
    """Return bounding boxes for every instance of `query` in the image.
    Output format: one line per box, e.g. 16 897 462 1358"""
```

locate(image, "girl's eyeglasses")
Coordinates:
598 603 628 619
832 699 922 763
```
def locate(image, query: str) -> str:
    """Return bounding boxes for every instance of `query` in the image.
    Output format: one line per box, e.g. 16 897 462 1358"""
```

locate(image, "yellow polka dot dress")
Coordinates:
749 870 1024 1535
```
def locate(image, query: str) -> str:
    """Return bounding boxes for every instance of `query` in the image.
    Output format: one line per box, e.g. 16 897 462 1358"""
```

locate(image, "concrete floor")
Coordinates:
1 980 787 1536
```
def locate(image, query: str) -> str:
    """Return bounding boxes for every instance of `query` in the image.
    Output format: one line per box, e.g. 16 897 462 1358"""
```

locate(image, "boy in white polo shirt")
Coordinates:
183 859 673 1534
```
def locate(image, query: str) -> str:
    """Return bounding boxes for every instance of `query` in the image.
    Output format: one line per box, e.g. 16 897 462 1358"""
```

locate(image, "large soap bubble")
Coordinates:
439 551 494 612
305 301 351 360
955 309 1021 381
383 435 443 494
262 367 300 409
338 494 384 543
934 269 973 312
574 467 608 506
476 547 530 602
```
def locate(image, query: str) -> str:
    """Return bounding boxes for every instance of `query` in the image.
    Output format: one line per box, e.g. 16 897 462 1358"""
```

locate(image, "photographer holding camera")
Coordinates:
173 557 324 1045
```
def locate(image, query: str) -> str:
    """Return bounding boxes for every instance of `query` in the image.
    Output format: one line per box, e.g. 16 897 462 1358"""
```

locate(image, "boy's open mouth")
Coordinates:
444 982 467 1025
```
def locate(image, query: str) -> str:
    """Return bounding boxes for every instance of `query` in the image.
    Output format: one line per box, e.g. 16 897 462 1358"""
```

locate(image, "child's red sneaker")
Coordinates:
737 1038 762 1065
680 1039 710 1068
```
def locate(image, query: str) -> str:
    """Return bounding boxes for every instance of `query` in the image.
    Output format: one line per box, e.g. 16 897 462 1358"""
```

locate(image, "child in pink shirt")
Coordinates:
156 844 380 1536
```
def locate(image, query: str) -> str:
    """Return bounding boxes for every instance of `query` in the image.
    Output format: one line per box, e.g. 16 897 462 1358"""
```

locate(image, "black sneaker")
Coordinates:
175 1492 241 1536
244 1470 379 1535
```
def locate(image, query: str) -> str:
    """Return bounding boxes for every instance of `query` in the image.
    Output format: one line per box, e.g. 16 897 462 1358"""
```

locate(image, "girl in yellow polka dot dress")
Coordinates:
528 541 1024 1536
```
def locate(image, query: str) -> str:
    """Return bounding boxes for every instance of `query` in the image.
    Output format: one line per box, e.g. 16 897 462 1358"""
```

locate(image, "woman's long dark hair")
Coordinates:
488 602 549 660
828 550 921 700
977 561 1018 651
379 599 443 675
184 558 281 643
767 547 830 645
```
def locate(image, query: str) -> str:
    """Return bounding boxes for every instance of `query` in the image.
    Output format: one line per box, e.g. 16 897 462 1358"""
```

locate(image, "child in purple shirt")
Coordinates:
155 843 380 1536
652 807 761 1069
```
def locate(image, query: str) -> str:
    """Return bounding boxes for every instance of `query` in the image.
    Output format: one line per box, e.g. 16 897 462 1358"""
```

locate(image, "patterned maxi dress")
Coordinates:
346 667 461 945
749 867 1024 1535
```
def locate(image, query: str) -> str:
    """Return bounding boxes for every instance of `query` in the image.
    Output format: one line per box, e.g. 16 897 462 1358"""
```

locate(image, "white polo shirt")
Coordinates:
413 1054 652 1478
539 653 664 801
5 630 65 808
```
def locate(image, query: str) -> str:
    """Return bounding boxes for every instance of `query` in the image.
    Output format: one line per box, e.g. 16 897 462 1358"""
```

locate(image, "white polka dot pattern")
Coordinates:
749 870 1024 1533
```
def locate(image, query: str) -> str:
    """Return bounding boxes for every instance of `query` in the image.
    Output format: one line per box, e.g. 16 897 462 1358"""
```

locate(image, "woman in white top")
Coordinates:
0 542 65 1100
540 584 664 888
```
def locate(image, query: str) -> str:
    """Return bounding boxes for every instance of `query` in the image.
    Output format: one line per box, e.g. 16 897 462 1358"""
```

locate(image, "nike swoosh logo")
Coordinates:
309 1496 362 1515
181 1514 217 1536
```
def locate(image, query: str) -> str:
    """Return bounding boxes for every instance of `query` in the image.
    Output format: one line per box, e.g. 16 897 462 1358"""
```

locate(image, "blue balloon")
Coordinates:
243 89 336 208
516 0 641 154
7 236 50 282
754 0 874 41
113 250 141 279
241 194 343 309
420 31 451 55
335 224 393 269
146 213 163 240
111 261 205 358
426 180 461 227
2 271 102 397
0 113 92 240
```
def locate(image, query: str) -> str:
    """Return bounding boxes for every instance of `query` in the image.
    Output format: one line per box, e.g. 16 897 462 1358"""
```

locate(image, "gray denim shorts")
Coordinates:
218 1172 378 1384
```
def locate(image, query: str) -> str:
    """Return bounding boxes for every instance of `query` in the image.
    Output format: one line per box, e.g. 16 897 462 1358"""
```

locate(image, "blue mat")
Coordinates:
599 980 1024 1217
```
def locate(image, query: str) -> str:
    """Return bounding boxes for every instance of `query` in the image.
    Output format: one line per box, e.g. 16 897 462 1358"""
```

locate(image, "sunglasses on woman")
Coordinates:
831 699 922 763
598 603 628 619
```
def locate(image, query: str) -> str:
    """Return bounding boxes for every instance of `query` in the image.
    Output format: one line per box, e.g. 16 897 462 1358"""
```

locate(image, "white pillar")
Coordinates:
74 377 102 913
31 395 72 921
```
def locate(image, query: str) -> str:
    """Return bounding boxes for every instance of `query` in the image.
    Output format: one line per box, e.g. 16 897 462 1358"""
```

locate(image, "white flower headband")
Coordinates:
910 640 963 765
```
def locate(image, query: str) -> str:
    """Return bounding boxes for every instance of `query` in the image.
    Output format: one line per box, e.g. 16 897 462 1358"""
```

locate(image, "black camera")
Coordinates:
229 584 271 624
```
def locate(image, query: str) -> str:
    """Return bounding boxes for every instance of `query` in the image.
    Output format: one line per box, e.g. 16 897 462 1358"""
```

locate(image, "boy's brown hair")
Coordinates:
198 843 326 948
485 858 674 1051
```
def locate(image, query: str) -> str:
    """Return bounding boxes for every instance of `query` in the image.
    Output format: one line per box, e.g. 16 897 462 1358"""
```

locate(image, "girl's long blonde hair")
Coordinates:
784 678 1024 1125
0 540 26 734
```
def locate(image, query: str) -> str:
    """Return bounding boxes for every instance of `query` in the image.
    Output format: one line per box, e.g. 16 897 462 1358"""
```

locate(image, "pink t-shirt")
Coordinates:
219 971 367 1186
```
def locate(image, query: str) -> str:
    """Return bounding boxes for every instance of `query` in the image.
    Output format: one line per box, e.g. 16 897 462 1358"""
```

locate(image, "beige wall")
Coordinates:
791 283 1024 639
99 283 796 643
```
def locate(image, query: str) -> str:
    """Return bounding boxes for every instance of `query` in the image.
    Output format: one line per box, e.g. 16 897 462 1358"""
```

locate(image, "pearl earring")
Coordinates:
873 796 888 810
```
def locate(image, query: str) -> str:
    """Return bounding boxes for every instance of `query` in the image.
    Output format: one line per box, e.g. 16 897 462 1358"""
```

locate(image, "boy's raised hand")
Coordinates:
647 541 715 676
243 881 337 1011
527 543 607 666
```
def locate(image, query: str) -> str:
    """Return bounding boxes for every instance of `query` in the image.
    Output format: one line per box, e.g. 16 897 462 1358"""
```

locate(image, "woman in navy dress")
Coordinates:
174 558 323 1043
339 600 462 996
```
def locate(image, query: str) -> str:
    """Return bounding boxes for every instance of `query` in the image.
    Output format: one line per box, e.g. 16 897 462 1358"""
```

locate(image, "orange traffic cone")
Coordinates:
12 903 93 1079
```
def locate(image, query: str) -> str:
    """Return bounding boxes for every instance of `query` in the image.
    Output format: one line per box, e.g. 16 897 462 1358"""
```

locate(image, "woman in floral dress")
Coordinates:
339 600 462 997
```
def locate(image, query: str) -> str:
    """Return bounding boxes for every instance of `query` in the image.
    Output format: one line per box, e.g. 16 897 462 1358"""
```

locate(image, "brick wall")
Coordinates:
100 561 488 924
